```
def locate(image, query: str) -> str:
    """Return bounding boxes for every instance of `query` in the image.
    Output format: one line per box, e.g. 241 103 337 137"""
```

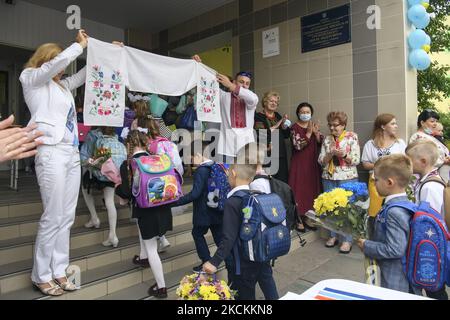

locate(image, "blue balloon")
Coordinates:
408 29 428 49
414 13 430 29
409 49 431 70
408 5 427 24
424 34 431 45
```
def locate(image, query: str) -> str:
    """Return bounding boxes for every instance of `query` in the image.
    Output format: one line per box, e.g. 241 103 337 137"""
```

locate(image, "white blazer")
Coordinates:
20 43 86 145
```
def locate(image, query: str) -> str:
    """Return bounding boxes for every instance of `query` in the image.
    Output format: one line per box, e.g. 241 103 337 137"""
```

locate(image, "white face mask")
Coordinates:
299 114 311 122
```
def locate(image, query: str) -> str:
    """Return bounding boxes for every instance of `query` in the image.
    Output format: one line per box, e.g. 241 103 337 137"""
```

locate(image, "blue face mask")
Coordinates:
299 114 311 122
424 127 433 135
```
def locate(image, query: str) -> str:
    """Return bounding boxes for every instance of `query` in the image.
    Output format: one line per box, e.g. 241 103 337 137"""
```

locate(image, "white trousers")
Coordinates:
32 145 81 283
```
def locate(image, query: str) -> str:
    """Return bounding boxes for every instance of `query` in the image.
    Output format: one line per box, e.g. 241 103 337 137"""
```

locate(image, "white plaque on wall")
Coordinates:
262 27 280 58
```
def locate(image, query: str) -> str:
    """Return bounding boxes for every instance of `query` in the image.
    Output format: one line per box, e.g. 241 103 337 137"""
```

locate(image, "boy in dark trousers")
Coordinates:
357 154 421 295
174 140 224 272
203 143 279 300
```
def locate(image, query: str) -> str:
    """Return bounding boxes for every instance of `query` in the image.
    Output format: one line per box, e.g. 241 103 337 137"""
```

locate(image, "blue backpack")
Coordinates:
379 200 450 292
206 163 231 211
232 191 291 274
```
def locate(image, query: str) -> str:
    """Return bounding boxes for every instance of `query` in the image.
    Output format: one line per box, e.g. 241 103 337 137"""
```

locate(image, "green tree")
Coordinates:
417 0 450 111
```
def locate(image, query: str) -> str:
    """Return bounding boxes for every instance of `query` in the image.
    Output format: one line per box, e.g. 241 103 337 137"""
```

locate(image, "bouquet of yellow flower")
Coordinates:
306 182 369 239
176 273 236 300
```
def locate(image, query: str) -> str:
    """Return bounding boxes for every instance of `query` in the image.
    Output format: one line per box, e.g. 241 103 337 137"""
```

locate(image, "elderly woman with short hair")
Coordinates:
318 111 361 254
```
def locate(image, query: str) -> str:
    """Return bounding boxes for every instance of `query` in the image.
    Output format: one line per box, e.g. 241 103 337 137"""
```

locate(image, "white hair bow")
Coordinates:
128 93 150 103
137 127 148 134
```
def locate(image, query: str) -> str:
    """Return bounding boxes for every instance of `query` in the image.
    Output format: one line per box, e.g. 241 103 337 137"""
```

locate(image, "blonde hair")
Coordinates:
262 91 280 109
133 100 150 120
406 140 439 166
144 117 161 140
232 143 258 181
25 43 63 69
374 154 413 188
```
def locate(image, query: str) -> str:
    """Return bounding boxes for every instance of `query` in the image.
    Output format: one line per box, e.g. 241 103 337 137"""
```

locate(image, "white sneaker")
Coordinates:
102 236 119 248
84 218 100 229
158 237 171 253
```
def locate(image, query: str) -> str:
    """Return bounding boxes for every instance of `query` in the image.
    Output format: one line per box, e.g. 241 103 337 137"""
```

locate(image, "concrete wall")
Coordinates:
0 0 124 51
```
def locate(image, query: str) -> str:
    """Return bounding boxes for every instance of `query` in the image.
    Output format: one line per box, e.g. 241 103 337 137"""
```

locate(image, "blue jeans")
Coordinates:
322 178 358 244
231 262 279 300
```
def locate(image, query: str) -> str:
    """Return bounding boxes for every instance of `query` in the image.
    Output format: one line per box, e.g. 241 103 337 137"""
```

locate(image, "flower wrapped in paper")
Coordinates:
176 273 236 300
306 182 369 239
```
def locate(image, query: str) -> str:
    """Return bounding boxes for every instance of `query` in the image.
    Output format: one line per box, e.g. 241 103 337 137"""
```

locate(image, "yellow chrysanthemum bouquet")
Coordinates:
306 182 369 239
176 273 236 300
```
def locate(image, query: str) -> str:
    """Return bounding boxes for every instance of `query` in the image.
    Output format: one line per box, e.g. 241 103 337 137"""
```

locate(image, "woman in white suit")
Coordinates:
20 30 89 296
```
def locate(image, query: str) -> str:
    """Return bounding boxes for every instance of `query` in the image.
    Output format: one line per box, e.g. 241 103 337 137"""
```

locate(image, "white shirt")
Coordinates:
385 193 408 204
415 171 444 215
227 185 250 198
249 171 271 194
361 139 406 173
20 43 86 145
218 87 259 157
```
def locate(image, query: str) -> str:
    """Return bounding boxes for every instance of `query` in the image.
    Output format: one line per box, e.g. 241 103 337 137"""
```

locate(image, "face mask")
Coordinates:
299 114 311 122
424 127 433 135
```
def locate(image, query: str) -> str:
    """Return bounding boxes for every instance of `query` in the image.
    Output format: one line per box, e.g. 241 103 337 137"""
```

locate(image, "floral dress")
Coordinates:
318 131 361 181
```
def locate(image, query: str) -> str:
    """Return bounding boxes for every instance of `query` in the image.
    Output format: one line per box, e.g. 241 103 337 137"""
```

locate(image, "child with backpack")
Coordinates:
172 139 227 272
203 143 288 300
406 140 449 300
115 130 174 298
81 127 127 248
357 154 421 294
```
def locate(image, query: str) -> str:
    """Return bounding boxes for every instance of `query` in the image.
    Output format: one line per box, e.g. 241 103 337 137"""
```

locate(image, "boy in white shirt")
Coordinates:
406 140 448 300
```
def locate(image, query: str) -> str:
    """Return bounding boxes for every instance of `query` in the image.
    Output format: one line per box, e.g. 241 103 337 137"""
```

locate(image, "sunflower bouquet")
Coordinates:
176 273 236 300
306 182 369 239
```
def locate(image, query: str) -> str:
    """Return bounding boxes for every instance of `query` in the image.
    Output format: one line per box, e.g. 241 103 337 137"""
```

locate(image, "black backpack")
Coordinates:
253 175 297 231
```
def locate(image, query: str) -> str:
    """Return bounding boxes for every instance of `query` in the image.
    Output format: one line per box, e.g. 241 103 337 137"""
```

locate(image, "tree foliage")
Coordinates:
417 0 450 111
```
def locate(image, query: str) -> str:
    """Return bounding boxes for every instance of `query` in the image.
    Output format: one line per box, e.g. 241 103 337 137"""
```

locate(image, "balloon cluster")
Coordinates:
407 0 432 70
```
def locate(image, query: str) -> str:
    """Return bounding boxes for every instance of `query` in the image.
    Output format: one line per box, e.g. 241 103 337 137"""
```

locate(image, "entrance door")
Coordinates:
0 71 8 121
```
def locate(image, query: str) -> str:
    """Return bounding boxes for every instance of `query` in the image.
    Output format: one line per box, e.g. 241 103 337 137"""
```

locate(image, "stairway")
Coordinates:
0 172 318 300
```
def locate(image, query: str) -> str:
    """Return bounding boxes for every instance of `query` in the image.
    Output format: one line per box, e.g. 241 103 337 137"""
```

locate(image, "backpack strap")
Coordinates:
418 176 446 200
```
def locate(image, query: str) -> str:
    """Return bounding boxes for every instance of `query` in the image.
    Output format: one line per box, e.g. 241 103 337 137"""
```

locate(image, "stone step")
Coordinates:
0 206 193 266
0 221 199 296
0 181 194 219
0 203 193 241
0 236 216 300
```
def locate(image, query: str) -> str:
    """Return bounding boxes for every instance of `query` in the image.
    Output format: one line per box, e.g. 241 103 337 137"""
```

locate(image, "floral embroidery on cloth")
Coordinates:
88 66 122 118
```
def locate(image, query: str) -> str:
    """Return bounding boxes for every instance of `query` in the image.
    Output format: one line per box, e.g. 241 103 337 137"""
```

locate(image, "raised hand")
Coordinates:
192 55 202 63
76 29 89 49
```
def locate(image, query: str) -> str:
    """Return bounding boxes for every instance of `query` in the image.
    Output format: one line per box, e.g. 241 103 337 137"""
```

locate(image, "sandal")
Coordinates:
54 277 78 291
325 237 339 248
32 281 64 296
339 242 353 254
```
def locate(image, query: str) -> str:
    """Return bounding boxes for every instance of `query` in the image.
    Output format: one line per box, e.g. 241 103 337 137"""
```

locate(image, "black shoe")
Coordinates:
192 263 203 272
148 283 167 298
132 255 150 268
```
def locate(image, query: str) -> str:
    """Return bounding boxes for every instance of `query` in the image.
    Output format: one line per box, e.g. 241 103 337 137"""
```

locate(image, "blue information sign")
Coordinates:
301 4 351 53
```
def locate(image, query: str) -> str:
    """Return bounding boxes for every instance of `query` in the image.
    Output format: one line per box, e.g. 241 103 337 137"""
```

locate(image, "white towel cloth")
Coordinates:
83 38 221 126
